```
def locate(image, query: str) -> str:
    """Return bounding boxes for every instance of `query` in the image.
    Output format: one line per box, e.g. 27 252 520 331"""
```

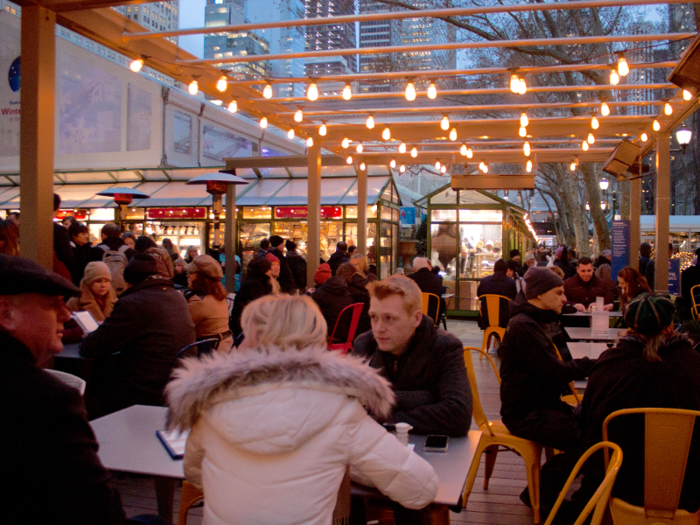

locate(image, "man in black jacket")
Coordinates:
269 235 297 294
476 258 517 330
408 256 444 321
328 240 349 275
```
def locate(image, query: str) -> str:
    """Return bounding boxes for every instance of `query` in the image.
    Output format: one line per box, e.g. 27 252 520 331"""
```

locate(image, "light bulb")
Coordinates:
586 202 590 210
307 82 319 101
440 116 450 131
641 132 648 142
382 127 391 140
466 147 473 159
342 83 352 101
411 147 418 158
390 159 396 168
188 80 199 95
519 126 527 138
526 160 533 173
214 76 227 93
684 89 693 101
262 83 272 98
653 119 660 131
341 138 350 149
610 69 620 85
306 137 314 147
319 124 327 136
582 140 589 151
366 115 375 129
400 165 406 173
460 144 467 156
227 100 237 113
601 101 610 116
346 156 353 164
399 142 407 154
449 128 457 141
518 77 527 94
523 141 531 157
587 133 595 144
664 102 673 115
294 110 303 123
510 74 519 93
405 82 416 101
130 58 144 72
287 129 295 139
441 165 447 174
571 162 577 171
617 54 629 76
356 143 363 153
591 116 600 130
259 116 268 129
601 201 607 210
520 112 529 127
427 81 437 100
359 162 366 171
435 160 441 170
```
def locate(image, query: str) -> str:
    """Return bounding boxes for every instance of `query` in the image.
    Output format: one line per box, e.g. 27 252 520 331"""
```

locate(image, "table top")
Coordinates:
91 405 481 506
442 293 455 299
57 343 83 359
565 327 625 342
562 311 622 317
568 342 610 360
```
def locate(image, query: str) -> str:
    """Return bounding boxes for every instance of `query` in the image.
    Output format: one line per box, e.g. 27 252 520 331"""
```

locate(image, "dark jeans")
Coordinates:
350 496 432 525
127 515 168 525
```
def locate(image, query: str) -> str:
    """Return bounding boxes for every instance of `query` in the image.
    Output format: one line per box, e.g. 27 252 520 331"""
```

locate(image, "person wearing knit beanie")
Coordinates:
313 263 332 286
123 253 158 286
67 261 117 323
624 293 675 337
524 266 564 302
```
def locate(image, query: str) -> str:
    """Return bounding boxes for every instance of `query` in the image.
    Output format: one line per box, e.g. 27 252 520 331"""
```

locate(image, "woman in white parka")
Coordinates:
166 295 438 525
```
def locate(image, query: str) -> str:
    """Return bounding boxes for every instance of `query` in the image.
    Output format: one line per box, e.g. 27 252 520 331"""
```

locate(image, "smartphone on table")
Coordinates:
424 435 449 452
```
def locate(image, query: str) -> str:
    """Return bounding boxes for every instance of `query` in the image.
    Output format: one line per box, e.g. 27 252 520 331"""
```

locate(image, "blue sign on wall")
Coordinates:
400 206 416 228
669 259 681 296
611 220 630 279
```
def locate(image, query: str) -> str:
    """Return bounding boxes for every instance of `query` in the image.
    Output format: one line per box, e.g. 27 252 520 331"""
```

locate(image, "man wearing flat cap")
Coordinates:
81 253 195 418
0 254 127 524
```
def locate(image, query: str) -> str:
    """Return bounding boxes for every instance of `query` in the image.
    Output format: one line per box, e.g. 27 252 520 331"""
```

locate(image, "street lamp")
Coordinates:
599 178 609 191
677 128 692 154
96 188 150 231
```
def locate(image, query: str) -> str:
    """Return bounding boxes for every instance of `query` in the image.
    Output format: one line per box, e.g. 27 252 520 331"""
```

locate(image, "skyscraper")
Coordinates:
304 0 356 77
114 2 179 45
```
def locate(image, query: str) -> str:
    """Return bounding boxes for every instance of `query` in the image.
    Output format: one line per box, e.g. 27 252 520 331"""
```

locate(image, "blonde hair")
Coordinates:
241 295 327 350
367 275 422 315
548 266 565 279
349 253 369 275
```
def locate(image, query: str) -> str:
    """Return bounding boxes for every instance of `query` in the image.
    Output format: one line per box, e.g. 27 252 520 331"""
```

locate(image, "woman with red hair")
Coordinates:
617 266 653 311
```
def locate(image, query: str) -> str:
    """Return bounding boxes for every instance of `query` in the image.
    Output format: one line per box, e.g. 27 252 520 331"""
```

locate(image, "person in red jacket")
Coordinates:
563 256 613 312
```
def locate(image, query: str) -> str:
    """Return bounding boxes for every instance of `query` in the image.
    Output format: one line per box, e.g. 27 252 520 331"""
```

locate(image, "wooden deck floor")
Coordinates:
115 319 536 525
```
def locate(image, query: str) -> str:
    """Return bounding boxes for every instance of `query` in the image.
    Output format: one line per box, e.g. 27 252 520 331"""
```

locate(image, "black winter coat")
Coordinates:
476 272 517 329
311 276 354 343
230 271 272 336
0 332 125 524
286 250 308 290
409 267 445 321
81 278 195 418
328 250 349 275
581 334 700 512
270 247 297 293
70 242 102 286
353 315 473 436
499 301 594 428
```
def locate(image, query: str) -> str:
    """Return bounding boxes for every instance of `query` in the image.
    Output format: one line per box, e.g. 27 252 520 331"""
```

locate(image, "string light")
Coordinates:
359 162 366 171
259 116 268 129
342 83 352 101
653 119 660 131
510 74 519 93
319 124 327 136
523 141 531 157
664 102 673 116
570 161 577 171
440 116 450 131
399 142 407 154
346 155 353 164
617 53 629 76
610 69 620 85
294 110 303 122
356 143 363 153
479 161 488 173
517 77 527 94
591 116 600 130
306 137 314 147
366 115 375 129
227 100 237 113
601 101 610 116
405 82 416 101
411 147 418 158
466 147 473 158
382 127 391 140
341 138 350 148
400 165 406 173
641 132 648 142
449 128 457 141
520 112 529 127
587 133 595 144
586 202 590 210
287 129 295 139
427 81 437 100
188 80 199 95
307 82 319 101
519 127 527 138
526 160 533 173
460 144 467 156
683 90 693 101
434 160 441 170
390 159 396 168
582 140 589 151
130 57 144 72
262 83 272 98
440 165 447 174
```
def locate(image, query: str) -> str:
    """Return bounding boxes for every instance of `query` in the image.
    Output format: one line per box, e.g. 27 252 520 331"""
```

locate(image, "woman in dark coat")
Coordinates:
336 262 372 338
230 257 273 338
311 272 354 344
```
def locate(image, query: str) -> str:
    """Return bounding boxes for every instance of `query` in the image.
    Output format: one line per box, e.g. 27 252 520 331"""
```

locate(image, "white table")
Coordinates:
562 311 622 317
565 327 625 342
568 342 610 360
91 405 481 519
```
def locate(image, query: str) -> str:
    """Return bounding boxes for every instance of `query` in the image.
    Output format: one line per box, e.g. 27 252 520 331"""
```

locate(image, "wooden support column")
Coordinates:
655 134 670 293
307 142 322 287
629 174 641 271
224 185 236 294
357 162 368 255
20 6 56 269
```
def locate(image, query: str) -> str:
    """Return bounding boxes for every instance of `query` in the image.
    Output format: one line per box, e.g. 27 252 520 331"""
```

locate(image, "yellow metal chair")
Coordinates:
603 407 700 525
553 345 583 406
544 441 623 525
177 481 204 525
420 292 441 324
462 347 544 523
691 284 700 320
477 294 511 358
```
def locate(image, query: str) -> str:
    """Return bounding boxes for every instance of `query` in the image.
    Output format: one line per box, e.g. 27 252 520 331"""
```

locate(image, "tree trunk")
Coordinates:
559 170 590 256
581 164 611 251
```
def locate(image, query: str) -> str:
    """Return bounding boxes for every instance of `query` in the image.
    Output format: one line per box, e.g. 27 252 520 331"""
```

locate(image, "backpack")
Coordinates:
99 244 129 295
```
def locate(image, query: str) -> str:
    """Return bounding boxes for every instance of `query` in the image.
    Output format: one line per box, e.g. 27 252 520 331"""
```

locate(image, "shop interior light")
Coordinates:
523 141 531 157
449 128 457 141
591 116 600 130
610 69 620 85
399 142 407 153
390 159 396 168
587 133 595 144
582 140 589 151
400 165 406 173
684 89 693 101
526 159 533 173
259 116 268 129
356 143 363 153
341 137 350 149
641 132 648 142
227 100 237 113
382 127 391 140
262 83 272 98
519 126 527 138
366 115 375 129
359 162 366 171
653 119 661 131
411 147 418 158
460 144 467 156
306 137 314 147
510 74 519 93
405 82 416 101
188 80 199 95
307 82 319 101
319 124 327 136
130 57 144 72
440 116 450 131
346 155 353 164
294 109 303 123
664 102 673 116
440 165 447 174
287 129 295 139
520 112 529 127
601 101 610 116
342 83 352 101
427 81 437 100
617 52 629 76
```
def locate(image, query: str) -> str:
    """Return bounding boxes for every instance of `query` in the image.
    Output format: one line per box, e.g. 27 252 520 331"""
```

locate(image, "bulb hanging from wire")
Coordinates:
307 82 319 101
510 74 519 93
405 82 416 101
570 162 577 171
366 115 375 129
466 147 473 159
653 119 660 131
664 102 673 116
517 77 527 94
617 53 629 76
440 165 447 174
287 129 295 139
399 142 407 154
479 161 488 173
523 141 531 157
519 126 527 138
587 133 595 144
449 128 457 141
582 140 589 151
319 124 327 136
610 69 620 85
684 90 693 101
601 101 610 116
262 83 272 98
294 110 303 123
342 83 352 101
411 147 418 158
427 81 437 100
341 137 350 149
346 155 353 164
641 132 648 142
390 159 396 168
382 127 391 140
359 162 366 171
356 143 363 153
591 116 600 130
440 116 450 131
130 57 144 72
188 80 199 95
227 100 237 113
435 160 441 170
400 165 406 173
306 137 314 147
259 116 268 129
460 144 467 156
526 159 533 173
520 112 529 127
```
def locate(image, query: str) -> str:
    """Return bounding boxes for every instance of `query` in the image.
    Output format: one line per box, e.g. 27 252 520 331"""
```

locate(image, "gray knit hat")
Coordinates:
524 266 564 300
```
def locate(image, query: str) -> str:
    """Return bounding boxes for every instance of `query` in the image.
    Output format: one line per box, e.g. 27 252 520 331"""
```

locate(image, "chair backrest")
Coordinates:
602 407 700 519
553 345 582 404
544 441 623 525
174 337 221 363
45 369 86 395
329 303 365 349
478 294 511 328
420 292 440 324
691 285 700 319
463 346 495 436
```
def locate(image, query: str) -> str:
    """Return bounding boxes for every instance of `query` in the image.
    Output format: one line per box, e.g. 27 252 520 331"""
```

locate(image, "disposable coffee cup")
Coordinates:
395 422 413 446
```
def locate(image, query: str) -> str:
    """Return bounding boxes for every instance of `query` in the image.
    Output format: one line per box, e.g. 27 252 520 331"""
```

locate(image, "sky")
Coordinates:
179 0 205 58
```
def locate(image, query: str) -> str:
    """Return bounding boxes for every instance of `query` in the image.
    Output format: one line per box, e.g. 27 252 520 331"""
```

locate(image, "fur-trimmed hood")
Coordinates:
166 346 395 453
